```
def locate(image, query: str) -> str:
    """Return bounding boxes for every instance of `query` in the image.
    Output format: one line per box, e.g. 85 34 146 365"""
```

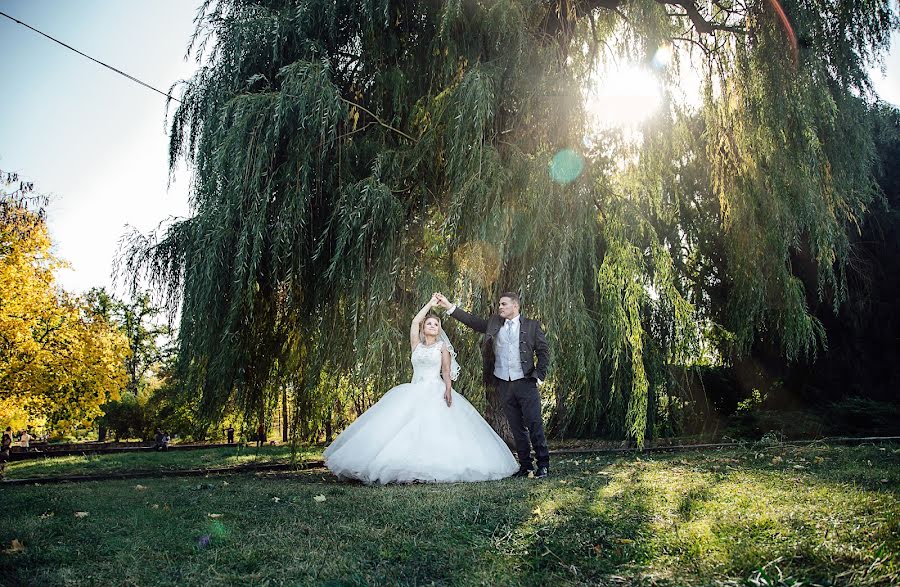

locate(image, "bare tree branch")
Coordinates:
656 0 746 34
572 0 747 35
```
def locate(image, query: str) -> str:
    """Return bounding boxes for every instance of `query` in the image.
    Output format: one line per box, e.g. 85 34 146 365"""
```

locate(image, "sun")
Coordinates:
583 64 663 129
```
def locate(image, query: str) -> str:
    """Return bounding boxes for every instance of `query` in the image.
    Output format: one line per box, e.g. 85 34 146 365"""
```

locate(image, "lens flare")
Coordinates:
209 520 228 539
458 241 501 288
549 149 585 184
768 0 798 68
652 45 673 69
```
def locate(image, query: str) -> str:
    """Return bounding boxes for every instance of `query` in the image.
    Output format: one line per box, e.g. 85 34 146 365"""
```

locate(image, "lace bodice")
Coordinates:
411 341 445 384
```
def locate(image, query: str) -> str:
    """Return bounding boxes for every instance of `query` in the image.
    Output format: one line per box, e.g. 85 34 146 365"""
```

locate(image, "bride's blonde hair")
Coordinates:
419 312 442 339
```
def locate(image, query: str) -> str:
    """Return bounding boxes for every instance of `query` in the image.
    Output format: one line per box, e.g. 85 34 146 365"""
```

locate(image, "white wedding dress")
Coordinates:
323 341 519 484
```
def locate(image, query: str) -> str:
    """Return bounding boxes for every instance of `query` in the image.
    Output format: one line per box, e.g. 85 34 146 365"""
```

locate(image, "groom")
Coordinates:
435 292 551 478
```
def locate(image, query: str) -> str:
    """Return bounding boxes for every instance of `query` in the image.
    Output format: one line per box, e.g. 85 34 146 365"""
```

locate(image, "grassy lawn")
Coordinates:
3 445 322 480
1 443 897 586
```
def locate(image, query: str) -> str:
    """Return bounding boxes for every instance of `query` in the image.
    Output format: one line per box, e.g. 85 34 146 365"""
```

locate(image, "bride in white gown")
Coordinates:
324 295 519 484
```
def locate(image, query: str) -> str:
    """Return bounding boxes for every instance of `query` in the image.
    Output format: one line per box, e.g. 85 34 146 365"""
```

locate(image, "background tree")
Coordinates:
123 0 899 445
87 288 173 396
711 101 900 438
88 288 188 440
1 172 129 437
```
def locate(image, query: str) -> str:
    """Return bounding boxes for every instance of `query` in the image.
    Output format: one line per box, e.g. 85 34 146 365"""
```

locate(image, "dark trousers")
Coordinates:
497 378 549 469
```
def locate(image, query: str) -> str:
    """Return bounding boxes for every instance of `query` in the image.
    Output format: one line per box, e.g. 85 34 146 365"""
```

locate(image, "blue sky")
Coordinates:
0 0 199 294
1 2 898 298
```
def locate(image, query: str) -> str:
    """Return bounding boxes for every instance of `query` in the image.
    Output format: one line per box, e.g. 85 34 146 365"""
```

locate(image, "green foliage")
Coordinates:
96 355 207 442
88 289 188 440
121 0 899 445
98 393 148 441
85 289 173 397
144 375 207 440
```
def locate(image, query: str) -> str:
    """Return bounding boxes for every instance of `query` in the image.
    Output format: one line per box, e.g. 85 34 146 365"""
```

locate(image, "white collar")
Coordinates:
504 315 521 327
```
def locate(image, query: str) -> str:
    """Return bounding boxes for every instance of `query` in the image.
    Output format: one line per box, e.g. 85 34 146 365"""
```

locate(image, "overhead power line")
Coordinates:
0 10 181 103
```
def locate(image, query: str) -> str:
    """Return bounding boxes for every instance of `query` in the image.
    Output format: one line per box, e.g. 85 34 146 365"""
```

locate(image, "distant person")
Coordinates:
256 424 265 448
226 425 235 445
20 429 32 449
154 428 165 451
0 426 12 478
162 432 171 451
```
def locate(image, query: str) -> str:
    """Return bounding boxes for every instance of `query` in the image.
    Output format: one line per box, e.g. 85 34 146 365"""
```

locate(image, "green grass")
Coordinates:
3 445 322 480
1 443 897 586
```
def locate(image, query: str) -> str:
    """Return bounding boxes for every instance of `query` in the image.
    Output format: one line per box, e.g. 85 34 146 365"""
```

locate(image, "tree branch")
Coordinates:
574 0 747 35
338 97 416 143
656 0 746 34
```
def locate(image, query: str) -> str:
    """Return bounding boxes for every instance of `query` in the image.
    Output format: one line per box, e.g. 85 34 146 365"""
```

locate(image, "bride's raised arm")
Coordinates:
409 295 438 352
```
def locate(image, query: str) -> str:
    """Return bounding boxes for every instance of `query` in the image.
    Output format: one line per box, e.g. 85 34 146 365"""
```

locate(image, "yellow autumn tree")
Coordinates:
1 178 129 436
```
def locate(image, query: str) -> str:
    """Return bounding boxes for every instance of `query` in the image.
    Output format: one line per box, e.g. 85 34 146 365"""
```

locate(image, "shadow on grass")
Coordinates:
1 444 896 586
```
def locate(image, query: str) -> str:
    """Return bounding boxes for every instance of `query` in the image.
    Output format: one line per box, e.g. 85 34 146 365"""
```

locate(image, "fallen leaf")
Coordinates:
814 456 825 464
793 465 805 470
134 484 147 491
313 495 327 503
74 512 89 518
881 479 889 484
532 506 542 517
222 481 229 486
271 496 281 503
150 504 160 510
208 513 224 519
617 538 634 544
771 456 783 465
3 539 25 554
39 512 54 519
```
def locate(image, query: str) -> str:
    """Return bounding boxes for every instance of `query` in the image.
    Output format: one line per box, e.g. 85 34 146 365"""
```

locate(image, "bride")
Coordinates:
323 295 519 484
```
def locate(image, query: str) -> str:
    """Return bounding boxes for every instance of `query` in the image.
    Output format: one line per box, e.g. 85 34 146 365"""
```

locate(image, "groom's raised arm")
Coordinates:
435 293 489 333
447 305 489 333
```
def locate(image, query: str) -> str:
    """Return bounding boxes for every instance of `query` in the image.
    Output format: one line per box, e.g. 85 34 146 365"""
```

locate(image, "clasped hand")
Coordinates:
430 292 452 310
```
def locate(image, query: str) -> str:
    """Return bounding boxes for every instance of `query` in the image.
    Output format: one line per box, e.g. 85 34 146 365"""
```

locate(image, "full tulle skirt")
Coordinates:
323 380 519 484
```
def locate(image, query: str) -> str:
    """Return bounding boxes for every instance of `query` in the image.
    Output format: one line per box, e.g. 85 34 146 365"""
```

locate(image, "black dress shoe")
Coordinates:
511 467 533 478
534 466 549 479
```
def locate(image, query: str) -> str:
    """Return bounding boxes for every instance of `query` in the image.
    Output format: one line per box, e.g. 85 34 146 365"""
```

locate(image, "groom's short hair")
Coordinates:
499 292 520 305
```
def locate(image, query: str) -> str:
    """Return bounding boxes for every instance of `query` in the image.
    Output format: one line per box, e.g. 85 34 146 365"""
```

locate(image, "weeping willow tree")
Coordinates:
121 0 897 445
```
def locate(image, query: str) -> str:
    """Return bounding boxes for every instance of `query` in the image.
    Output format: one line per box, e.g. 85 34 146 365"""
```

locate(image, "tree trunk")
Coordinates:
325 406 333 444
282 387 288 442
485 386 515 451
